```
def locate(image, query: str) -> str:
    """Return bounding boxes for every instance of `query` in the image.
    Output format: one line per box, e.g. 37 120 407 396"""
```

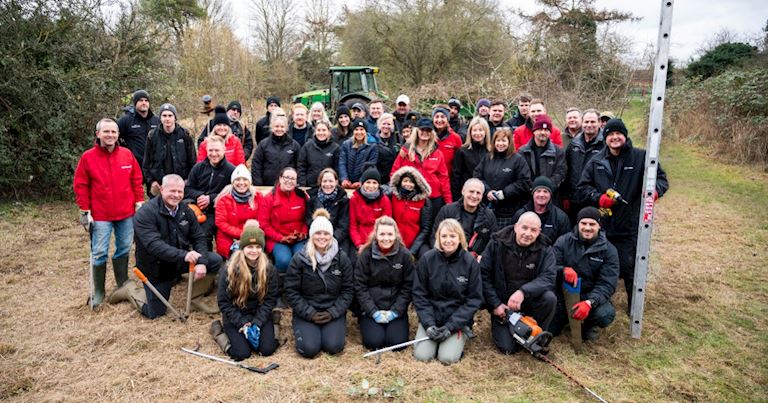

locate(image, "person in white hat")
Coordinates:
214 164 262 259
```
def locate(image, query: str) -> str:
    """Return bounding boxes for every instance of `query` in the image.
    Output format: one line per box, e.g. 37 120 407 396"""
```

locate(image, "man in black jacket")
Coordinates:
548 207 619 341
254 96 281 144
517 114 567 197
480 212 557 354
577 118 669 310
142 103 197 197
184 136 236 250
432 179 497 259
117 89 160 166
512 176 571 245
563 109 604 223
131 174 223 319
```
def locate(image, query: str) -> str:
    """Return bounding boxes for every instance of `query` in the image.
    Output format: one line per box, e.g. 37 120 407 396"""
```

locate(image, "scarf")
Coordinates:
317 188 338 209
397 186 417 200
232 189 251 204
316 238 339 272
360 188 381 201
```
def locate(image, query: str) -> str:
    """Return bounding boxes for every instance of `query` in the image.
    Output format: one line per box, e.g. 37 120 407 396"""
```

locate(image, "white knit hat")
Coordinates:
309 209 334 237
230 164 251 183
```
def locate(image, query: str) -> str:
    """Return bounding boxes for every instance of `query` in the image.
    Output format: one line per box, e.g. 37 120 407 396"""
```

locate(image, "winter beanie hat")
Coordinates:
448 98 462 109
309 209 334 237
432 107 450 120
132 89 150 106
360 164 381 184
227 101 242 112
577 206 602 224
351 118 367 131
239 223 265 249
532 115 553 132
603 118 628 137
476 98 491 109
266 96 281 107
336 105 351 120
159 103 177 118
212 112 230 127
531 176 554 194
231 164 252 183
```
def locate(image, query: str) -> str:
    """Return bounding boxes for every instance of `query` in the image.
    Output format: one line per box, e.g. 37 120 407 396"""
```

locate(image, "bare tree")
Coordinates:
249 0 301 64
303 0 337 54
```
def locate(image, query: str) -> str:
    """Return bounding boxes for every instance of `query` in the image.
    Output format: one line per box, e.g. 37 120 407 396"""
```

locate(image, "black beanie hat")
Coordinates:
603 118 628 137
132 90 149 106
227 101 242 112
577 206 602 224
531 176 554 194
351 118 367 131
266 96 281 108
212 112 229 127
336 105 351 120
360 164 381 184
214 105 227 114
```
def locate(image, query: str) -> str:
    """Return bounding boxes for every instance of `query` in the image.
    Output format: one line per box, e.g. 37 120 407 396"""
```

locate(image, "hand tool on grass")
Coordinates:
184 262 195 319
362 336 431 364
563 278 584 353
132 267 186 322
181 347 278 373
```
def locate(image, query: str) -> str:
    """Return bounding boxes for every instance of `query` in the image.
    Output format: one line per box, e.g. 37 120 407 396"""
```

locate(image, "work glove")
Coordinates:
79 210 93 232
341 179 353 189
563 267 578 287
493 190 505 201
311 311 333 325
426 326 451 342
372 310 388 324
244 324 260 350
653 190 659 201
599 194 616 208
561 199 571 212
571 301 592 321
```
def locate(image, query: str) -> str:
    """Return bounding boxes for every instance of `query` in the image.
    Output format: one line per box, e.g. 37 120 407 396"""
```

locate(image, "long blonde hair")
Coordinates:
360 216 402 252
403 128 437 162
226 247 269 308
464 117 492 153
433 218 468 252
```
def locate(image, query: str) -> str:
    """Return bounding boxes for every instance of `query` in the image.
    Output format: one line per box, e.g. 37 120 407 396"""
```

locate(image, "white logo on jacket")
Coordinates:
121 165 132 170
456 276 468 284
332 269 341 276
589 257 604 263
502 168 512 173
392 263 403 270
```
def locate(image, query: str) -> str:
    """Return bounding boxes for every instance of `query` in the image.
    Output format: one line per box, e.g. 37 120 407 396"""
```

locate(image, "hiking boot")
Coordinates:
107 281 133 304
583 326 600 342
112 255 129 287
190 275 219 314
127 282 147 314
210 319 230 354
91 263 107 308
191 299 220 314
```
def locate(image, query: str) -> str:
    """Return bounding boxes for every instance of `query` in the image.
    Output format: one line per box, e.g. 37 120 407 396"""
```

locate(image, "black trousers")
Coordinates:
547 299 616 337
223 318 278 360
292 315 347 358
141 252 223 319
358 315 410 351
491 290 556 354
608 234 637 308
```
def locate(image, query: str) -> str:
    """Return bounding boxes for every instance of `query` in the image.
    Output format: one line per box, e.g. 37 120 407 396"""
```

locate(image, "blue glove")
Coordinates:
385 310 399 322
244 325 260 349
372 310 388 324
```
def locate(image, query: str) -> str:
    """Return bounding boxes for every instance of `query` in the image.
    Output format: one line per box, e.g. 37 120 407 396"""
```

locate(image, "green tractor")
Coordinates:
291 66 388 114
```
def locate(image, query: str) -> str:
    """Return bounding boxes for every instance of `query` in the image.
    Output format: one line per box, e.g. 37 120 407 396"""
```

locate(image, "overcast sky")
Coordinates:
231 0 767 63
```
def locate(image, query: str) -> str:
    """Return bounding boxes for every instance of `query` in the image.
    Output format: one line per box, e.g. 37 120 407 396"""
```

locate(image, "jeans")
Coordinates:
272 241 307 272
91 218 133 266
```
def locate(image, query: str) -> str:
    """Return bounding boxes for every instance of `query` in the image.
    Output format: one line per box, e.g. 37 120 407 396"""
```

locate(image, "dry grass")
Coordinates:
1 130 767 401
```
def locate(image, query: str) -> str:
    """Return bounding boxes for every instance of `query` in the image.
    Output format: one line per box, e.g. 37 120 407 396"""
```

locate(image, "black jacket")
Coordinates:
184 158 236 214
142 125 197 186
133 196 209 283
473 153 531 218
480 226 556 312
217 263 279 329
306 187 350 246
517 139 567 191
564 132 604 199
198 120 254 159
412 248 483 332
577 142 669 236
117 109 160 167
512 201 571 245
298 138 340 187
552 229 619 307
255 114 271 144
250 133 300 186
451 142 488 201
432 199 497 256
354 243 414 317
374 135 401 184
449 116 466 140
506 112 527 130
285 248 354 321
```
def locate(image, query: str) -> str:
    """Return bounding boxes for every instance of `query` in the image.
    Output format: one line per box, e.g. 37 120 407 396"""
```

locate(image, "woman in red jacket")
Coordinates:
432 107 462 179
389 166 433 258
258 167 309 272
198 112 246 166
390 118 452 223
349 166 392 257
214 164 262 259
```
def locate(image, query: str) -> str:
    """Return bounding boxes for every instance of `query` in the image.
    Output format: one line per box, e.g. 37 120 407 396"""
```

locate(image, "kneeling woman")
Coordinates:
214 223 279 360
355 216 415 351
285 210 354 358
412 218 482 365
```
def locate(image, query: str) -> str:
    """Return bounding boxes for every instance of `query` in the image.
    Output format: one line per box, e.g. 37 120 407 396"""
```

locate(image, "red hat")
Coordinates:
532 115 553 132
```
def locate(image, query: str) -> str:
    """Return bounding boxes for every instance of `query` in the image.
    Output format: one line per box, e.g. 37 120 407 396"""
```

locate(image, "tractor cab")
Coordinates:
292 66 387 115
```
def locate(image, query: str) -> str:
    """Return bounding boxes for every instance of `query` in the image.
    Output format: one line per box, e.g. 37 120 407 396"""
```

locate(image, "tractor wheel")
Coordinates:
342 97 370 109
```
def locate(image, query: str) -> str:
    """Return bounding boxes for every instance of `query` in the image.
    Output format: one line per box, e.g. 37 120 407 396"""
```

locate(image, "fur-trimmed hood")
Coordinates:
389 166 431 201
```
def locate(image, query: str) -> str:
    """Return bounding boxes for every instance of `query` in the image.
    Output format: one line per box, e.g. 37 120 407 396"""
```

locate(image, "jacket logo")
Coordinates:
502 168 512 173
409 206 420 211
373 208 382 212
445 145 455 149
428 157 439 161
332 269 341 276
624 166 634 170
121 165 132 169
547 161 554 165
544 224 553 228
597 166 605 170
287 150 294 154
131 124 141 128
325 153 333 157
179 220 189 226
525 263 536 270
177 138 184 143
589 257 604 262
291 206 301 210
392 263 403 270
456 275 468 284
481 228 489 233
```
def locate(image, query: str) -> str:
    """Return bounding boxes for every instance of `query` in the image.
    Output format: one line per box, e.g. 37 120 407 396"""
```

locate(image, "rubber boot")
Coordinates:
272 309 285 345
190 275 219 314
210 319 230 354
127 281 147 314
91 263 107 308
107 256 131 304
276 272 288 309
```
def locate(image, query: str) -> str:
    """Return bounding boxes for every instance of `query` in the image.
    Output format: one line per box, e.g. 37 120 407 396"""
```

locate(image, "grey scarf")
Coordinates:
315 238 339 272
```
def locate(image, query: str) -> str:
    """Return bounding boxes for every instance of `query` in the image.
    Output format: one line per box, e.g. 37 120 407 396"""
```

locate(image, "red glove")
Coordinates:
341 180 353 189
653 190 659 201
599 194 616 208
571 301 592 321
563 267 578 287
561 199 570 212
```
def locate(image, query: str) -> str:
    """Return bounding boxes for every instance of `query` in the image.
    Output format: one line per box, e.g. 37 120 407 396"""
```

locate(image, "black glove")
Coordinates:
311 311 332 325
426 326 451 342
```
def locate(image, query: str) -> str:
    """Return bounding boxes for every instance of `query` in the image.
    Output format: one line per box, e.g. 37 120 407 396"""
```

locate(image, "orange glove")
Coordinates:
599 194 615 208
563 267 578 287
341 180 353 189
571 301 592 321
653 190 659 201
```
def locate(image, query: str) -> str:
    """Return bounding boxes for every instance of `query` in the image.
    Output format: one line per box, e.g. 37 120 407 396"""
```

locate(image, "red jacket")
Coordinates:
390 148 452 204
197 135 246 166
73 143 143 221
390 196 425 248
258 188 309 252
214 190 261 257
349 191 392 247
436 128 462 177
513 124 563 151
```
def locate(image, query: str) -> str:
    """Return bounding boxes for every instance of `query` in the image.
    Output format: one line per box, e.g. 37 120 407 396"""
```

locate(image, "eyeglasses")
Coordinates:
281 176 297 181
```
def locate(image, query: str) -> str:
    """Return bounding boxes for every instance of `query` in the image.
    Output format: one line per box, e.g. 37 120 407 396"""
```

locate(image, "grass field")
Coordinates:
1 100 766 401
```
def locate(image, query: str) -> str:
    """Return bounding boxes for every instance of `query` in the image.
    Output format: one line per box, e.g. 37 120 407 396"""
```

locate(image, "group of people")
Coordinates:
72 89 668 364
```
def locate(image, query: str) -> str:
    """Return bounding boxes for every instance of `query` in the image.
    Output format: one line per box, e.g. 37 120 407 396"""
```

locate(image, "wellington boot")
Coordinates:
112 255 129 287
210 319 230 354
127 282 147 314
189 275 219 314
91 263 107 308
276 272 288 309
107 281 133 304
272 309 289 346
191 298 220 314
